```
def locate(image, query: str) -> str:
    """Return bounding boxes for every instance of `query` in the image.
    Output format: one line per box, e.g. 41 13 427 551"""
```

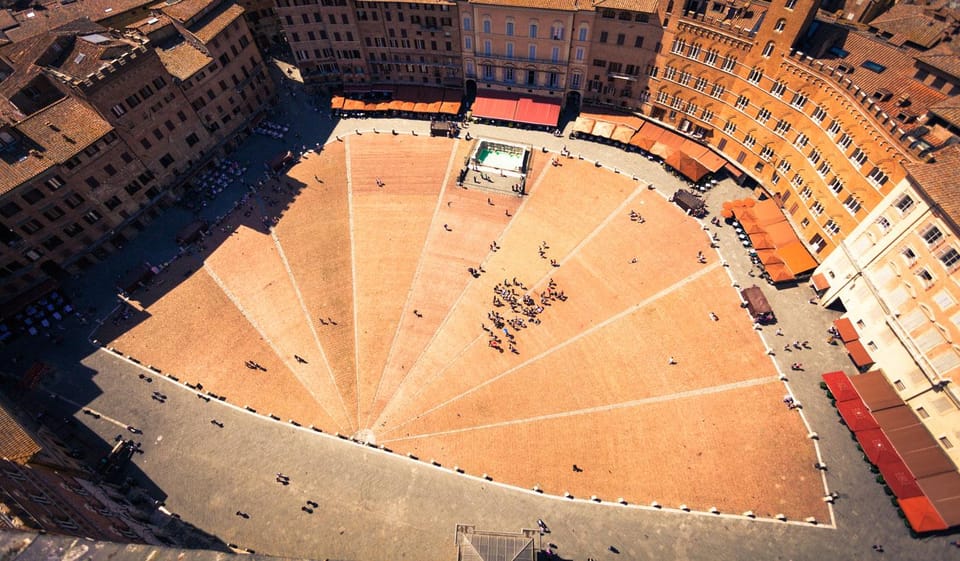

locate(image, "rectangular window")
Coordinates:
896 195 914 215
811 105 827 123
82 209 102 225
940 248 960 269
922 225 944 246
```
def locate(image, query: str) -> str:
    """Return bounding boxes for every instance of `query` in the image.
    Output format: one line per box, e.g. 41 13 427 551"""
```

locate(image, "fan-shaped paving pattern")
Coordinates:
98 134 827 521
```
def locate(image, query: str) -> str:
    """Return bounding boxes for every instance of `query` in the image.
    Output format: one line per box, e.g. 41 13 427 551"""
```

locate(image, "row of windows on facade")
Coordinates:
659 82 887 188
468 39 571 63
285 10 451 28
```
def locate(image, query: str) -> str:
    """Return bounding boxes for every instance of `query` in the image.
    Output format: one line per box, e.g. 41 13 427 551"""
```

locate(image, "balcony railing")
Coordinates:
472 52 566 66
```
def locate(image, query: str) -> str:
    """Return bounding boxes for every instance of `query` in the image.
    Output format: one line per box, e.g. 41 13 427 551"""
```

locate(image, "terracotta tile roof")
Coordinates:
17 96 112 162
190 3 244 43
5 0 155 43
468 0 584 12
126 12 173 34
364 0 455 4
0 401 41 464
157 0 219 24
868 3 952 49
810 29 948 122
915 52 960 80
50 35 137 80
906 144 960 227
0 10 18 31
930 95 960 129
592 0 659 12
155 38 211 79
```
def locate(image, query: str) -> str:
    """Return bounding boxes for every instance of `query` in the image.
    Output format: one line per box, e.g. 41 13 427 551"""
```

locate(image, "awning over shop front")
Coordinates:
833 317 859 343
851 370 899 411
611 124 636 144
811 272 830 291
472 91 519 121
900 496 949 533
822 371 859 402
514 96 561 127
572 116 595 135
591 121 616 139
836 398 880 432
857 428 900 465
846 339 876 369
728 198 819 283
879 454 924 498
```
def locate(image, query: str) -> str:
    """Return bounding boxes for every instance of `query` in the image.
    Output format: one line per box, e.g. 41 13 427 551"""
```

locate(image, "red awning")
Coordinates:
834 317 859 343
900 495 949 533
514 97 561 127
856 428 900 465
822 371 859 402
836 399 880 432
472 92 518 121
812 273 830 291
878 454 923 498
846 339 875 368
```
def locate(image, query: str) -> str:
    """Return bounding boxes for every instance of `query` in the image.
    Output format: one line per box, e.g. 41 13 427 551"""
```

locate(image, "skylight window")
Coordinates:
862 60 887 73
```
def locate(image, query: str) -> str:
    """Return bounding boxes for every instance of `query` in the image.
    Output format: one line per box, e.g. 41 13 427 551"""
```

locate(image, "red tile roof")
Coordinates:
468 0 584 11
191 2 244 43
0 401 41 464
155 38 211 79
869 3 954 49
906 144 960 227
5 0 155 43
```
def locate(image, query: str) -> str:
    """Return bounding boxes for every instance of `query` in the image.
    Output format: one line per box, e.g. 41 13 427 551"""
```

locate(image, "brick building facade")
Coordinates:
0 0 274 304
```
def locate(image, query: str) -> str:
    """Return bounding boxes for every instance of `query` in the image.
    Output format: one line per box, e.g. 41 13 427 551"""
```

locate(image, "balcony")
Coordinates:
473 52 567 66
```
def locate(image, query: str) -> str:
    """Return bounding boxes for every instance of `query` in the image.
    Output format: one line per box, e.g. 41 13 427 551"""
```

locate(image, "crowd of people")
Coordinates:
483 277 567 355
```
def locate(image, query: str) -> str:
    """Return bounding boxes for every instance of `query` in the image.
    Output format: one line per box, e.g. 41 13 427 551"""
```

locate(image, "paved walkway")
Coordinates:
2 66 958 560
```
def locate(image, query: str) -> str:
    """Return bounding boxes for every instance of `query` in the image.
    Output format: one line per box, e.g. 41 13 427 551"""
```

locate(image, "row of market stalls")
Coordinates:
570 111 729 183
833 317 876 371
330 86 462 119
470 90 562 130
724 198 819 284
822 370 960 532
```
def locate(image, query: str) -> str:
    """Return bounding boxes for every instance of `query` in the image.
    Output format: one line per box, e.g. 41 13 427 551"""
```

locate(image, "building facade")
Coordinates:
0 0 275 304
816 145 960 467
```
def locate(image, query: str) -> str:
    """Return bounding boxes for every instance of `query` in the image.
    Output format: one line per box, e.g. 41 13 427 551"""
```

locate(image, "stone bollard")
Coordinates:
591 495 600 502
776 513 787 521
808 432 819 440
680 504 690 512
709 507 720 514
651 501 661 509
805 517 818 525
743 511 755 518
618 498 627 505
564 492 573 499
533 485 542 493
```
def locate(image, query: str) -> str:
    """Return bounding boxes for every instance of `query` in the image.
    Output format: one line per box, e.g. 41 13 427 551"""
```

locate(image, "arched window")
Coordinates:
505 18 515 36
578 24 589 42
762 41 775 58
463 16 471 31
482 18 492 34
774 18 786 32
551 21 564 40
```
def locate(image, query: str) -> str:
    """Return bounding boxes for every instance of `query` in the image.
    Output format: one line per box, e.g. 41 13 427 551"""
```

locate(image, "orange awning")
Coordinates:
629 122 667 150
834 317 859 343
776 240 819 276
748 232 776 250
812 272 830 291
698 150 727 173
900 495 949 533
764 262 795 282
846 339 875 368
755 249 783 265
330 95 345 110
677 156 710 182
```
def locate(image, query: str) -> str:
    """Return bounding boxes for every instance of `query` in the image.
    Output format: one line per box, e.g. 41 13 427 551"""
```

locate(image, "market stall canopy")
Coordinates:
472 91 519 121
856 428 900 465
572 116 596 135
836 398 880 432
852 370 901 412
900 496 949 533
514 96 561 127
833 317 859 343
822 371 859 402
591 120 616 139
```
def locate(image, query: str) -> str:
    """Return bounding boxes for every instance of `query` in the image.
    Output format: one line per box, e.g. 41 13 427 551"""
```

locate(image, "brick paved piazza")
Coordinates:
20 105 959 560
